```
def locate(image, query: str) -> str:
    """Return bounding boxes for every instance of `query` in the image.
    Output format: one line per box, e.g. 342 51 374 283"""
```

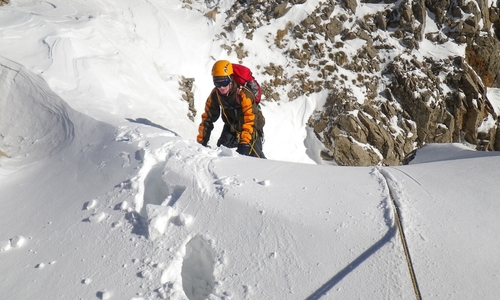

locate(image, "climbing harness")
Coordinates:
215 89 262 158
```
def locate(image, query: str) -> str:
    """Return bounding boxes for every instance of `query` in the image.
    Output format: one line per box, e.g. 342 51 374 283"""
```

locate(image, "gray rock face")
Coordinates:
211 0 500 165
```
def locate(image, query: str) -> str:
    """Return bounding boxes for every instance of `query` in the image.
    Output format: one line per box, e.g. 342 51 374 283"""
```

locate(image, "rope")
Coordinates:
249 131 260 158
386 175 422 300
215 91 239 134
215 88 261 158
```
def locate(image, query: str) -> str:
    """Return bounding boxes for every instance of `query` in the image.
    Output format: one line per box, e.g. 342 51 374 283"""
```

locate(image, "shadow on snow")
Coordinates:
305 225 397 300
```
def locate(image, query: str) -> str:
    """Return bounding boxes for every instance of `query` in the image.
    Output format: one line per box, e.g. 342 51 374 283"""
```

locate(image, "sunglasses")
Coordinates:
214 78 231 87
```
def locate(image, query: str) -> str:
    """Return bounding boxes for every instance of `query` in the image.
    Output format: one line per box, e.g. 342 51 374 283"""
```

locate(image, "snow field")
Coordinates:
2 0 500 299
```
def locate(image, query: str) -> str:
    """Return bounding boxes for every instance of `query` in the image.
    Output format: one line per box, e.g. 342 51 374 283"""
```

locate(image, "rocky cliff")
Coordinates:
200 0 500 166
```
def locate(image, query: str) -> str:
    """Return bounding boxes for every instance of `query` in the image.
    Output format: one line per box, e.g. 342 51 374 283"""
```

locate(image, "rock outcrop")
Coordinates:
179 77 196 122
207 0 500 165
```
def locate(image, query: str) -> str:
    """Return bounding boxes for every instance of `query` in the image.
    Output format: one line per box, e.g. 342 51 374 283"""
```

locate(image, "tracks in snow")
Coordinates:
376 167 422 300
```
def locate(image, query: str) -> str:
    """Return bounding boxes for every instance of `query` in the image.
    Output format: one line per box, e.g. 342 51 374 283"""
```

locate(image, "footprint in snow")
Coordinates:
35 261 56 269
1 235 27 252
96 290 113 299
256 179 270 186
88 212 107 223
84 199 98 210
147 205 193 239
181 235 215 300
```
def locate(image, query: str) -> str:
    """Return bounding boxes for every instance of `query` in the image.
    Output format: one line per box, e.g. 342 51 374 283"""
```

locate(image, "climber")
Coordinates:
197 60 266 158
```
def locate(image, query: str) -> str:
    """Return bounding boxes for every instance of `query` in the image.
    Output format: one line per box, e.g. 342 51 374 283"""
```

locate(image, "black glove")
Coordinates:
236 144 250 156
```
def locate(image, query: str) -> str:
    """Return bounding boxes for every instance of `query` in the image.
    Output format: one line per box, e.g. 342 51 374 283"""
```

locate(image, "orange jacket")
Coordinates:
197 83 260 146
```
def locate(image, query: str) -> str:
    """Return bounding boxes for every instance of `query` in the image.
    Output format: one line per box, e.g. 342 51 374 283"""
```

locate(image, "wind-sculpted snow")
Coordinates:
0 57 75 161
3 63 498 298
0 1 209 140
110 134 415 299
2 0 500 299
124 138 499 299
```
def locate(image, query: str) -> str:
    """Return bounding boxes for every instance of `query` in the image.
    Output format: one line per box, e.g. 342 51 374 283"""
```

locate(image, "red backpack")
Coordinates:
232 64 262 103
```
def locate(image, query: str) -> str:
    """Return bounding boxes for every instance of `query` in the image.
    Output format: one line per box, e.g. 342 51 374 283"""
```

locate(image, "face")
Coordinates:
216 82 231 94
214 77 232 95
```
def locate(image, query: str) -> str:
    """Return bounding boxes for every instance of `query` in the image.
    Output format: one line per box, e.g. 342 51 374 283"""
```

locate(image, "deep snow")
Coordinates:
1 0 500 299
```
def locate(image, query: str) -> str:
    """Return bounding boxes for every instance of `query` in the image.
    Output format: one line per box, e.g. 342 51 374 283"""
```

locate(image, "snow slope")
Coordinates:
1 0 500 299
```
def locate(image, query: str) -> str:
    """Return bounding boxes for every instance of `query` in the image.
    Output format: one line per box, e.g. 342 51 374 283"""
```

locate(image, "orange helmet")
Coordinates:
212 60 233 77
